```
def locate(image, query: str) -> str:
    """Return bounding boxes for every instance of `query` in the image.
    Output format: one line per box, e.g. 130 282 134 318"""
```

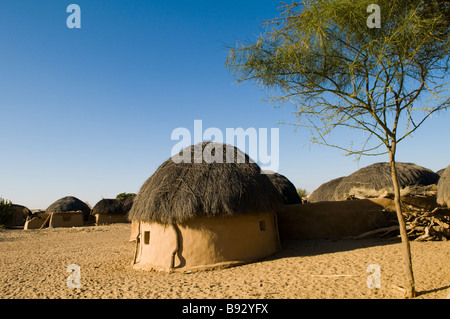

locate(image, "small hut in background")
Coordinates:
43 196 91 227
128 142 283 272
264 171 302 205
334 162 439 200
3 204 32 228
308 176 346 202
45 196 91 220
437 165 450 208
92 195 135 225
309 162 439 202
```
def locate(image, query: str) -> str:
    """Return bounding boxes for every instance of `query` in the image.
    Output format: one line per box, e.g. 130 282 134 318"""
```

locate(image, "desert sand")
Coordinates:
0 223 449 299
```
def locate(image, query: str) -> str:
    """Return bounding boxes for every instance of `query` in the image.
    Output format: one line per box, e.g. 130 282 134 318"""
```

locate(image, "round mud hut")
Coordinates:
333 162 439 201
92 195 135 225
46 196 91 221
4 204 32 228
437 165 450 208
128 142 284 272
264 171 302 205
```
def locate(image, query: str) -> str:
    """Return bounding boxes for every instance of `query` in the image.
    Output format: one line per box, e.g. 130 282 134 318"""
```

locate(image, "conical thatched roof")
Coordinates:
264 171 302 205
308 176 346 202
92 195 135 215
46 196 91 220
437 165 450 207
333 162 439 201
128 142 284 224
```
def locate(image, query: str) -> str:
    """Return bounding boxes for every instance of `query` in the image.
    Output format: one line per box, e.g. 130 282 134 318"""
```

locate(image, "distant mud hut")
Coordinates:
264 171 302 205
437 165 450 208
309 162 439 202
128 142 283 272
92 196 135 224
334 162 439 201
46 196 91 222
308 176 346 202
4 204 32 228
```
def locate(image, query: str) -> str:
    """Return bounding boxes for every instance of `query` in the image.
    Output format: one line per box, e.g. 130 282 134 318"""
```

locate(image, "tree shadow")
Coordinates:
0 228 22 242
416 285 450 298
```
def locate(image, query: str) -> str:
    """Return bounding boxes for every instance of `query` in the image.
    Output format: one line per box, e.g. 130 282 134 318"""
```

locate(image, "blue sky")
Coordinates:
0 1 448 209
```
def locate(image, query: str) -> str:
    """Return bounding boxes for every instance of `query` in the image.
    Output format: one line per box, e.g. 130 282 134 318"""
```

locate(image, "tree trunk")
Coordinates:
389 148 416 298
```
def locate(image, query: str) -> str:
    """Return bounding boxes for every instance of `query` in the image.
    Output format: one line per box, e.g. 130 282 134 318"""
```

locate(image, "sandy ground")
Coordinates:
0 223 449 299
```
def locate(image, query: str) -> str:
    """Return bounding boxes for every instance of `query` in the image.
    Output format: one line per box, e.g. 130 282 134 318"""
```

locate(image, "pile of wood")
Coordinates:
404 207 450 241
351 207 450 241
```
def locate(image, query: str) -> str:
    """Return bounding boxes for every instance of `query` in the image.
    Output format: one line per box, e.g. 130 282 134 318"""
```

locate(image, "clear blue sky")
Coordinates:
0 1 448 209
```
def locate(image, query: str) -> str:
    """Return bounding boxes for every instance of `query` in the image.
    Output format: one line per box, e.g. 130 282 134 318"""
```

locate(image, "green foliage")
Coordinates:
296 187 308 199
116 192 136 199
0 198 14 227
226 0 449 158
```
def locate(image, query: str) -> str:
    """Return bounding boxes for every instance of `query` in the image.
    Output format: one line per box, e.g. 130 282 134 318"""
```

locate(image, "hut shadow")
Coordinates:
271 237 401 259
0 228 22 242
277 201 399 242
0 237 20 243
273 200 403 259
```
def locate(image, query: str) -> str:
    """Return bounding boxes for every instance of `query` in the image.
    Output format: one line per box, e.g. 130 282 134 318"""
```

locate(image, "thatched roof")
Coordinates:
128 142 284 224
437 165 450 207
46 196 91 220
92 196 135 215
333 162 440 201
264 171 302 205
4 204 32 227
436 168 445 176
12 204 32 218
308 176 346 202
308 162 439 202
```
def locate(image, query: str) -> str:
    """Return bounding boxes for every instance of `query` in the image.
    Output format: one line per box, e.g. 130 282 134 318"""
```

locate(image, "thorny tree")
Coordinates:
226 0 449 298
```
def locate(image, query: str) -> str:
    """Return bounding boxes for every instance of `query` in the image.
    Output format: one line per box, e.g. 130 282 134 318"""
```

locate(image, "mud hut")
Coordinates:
437 165 450 208
308 176 346 202
332 162 439 201
3 204 32 228
264 171 302 205
128 142 284 272
46 196 91 222
92 196 135 225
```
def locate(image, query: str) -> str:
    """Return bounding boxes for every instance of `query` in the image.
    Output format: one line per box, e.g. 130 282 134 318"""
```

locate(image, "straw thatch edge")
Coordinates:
128 142 284 224
437 165 450 207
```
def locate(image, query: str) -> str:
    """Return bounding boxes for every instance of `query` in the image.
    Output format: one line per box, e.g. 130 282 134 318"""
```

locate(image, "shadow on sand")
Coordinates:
416 285 450 298
273 237 402 259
